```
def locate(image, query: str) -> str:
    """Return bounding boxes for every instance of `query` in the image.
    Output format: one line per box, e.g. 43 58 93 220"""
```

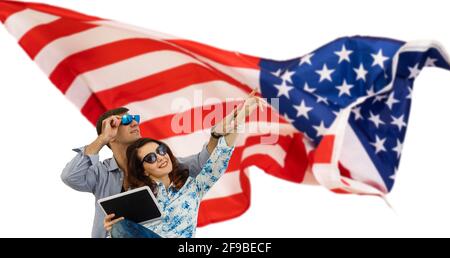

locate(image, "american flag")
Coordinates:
1 1 449 226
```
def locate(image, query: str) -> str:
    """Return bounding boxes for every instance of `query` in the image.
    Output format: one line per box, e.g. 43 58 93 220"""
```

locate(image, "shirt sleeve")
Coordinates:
195 137 234 199
177 142 210 178
60 146 102 193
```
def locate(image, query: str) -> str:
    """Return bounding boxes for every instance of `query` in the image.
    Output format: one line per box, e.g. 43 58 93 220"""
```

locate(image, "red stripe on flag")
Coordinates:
0 1 27 23
51 38 195 94
170 39 260 69
198 165 253 227
139 105 282 140
330 188 351 194
198 192 250 227
19 18 98 59
340 178 350 187
94 63 251 108
81 95 107 125
226 135 293 171
280 134 308 182
338 162 352 179
313 135 335 163
0 1 101 22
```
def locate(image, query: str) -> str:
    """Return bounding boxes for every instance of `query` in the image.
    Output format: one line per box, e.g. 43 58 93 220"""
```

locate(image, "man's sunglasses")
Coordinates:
142 144 168 164
121 114 140 125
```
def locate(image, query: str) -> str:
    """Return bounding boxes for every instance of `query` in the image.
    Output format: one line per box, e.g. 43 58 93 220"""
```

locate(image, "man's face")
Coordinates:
114 113 141 145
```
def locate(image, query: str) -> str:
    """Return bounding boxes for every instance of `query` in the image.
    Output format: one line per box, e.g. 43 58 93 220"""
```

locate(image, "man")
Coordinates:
61 107 221 238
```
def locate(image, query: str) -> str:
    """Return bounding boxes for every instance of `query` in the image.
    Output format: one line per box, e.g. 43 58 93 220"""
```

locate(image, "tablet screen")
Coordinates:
98 186 162 224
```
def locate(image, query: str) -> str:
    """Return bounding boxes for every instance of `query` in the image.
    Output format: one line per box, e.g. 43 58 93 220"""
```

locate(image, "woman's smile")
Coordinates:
158 160 168 168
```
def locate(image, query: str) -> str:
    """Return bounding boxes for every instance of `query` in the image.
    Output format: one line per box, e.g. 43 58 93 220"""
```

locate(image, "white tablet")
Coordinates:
98 186 162 225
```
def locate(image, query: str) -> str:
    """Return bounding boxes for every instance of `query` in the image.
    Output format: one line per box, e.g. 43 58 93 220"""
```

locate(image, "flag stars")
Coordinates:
313 121 328 137
392 139 403 158
334 45 353 63
316 95 328 104
371 49 389 69
336 79 354 97
353 63 368 81
366 86 376 97
299 53 314 66
368 111 385 128
352 106 363 120
370 135 387 154
385 92 399 110
390 168 398 180
315 64 335 82
281 70 295 84
425 57 437 67
391 114 407 131
274 81 294 98
373 93 387 104
408 63 421 79
271 69 282 77
303 82 316 94
293 100 313 119
406 86 412 99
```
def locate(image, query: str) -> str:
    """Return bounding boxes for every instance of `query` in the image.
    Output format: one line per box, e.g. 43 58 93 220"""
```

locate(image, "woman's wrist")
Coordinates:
210 125 229 138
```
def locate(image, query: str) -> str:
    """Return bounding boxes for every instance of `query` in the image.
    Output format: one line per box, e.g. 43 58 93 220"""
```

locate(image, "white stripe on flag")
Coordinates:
188 53 261 89
339 125 388 193
242 144 286 167
163 123 297 158
124 81 249 122
90 20 178 40
73 50 206 93
34 25 147 75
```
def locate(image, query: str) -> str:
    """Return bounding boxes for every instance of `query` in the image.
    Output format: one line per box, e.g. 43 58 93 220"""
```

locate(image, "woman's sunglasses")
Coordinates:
142 144 168 164
121 114 140 125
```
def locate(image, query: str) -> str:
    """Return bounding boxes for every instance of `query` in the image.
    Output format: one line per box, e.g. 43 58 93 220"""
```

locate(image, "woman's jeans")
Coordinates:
111 219 162 238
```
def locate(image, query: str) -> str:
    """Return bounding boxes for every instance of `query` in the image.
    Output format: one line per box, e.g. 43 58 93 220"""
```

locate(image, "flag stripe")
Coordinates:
90 20 261 69
0 1 27 23
160 125 298 158
34 25 146 75
51 38 188 93
93 67 246 109
340 123 388 192
138 110 284 141
169 39 260 69
4 8 59 40
198 192 250 227
19 17 97 59
1 1 101 22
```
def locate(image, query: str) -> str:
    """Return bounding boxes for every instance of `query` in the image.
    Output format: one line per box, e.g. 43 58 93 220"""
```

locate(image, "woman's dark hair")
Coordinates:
126 138 189 196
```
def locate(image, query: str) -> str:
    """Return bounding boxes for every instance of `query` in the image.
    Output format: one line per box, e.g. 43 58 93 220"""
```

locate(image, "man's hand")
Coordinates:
99 116 121 145
85 116 121 155
103 213 124 232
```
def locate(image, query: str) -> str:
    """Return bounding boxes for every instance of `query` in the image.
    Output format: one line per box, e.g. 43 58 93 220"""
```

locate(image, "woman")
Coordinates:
104 90 262 238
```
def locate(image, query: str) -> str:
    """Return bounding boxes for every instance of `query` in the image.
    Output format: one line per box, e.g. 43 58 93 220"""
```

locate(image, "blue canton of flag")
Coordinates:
259 36 450 192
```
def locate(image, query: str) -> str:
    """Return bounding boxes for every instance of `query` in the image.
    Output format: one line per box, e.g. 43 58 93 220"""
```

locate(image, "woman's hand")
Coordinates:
228 88 264 132
213 88 264 135
103 213 124 232
219 88 265 146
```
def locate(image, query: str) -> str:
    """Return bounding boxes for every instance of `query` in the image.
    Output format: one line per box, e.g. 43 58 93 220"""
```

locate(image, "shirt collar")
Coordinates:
107 157 121 172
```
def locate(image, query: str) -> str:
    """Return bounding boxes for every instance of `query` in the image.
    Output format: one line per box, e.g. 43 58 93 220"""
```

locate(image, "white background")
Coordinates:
0 0 450 237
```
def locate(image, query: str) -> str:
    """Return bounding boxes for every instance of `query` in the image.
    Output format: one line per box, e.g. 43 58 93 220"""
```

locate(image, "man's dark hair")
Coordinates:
96 107 129 135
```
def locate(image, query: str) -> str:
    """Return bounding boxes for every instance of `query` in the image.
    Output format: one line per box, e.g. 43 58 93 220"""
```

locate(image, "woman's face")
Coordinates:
138 142 173 179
